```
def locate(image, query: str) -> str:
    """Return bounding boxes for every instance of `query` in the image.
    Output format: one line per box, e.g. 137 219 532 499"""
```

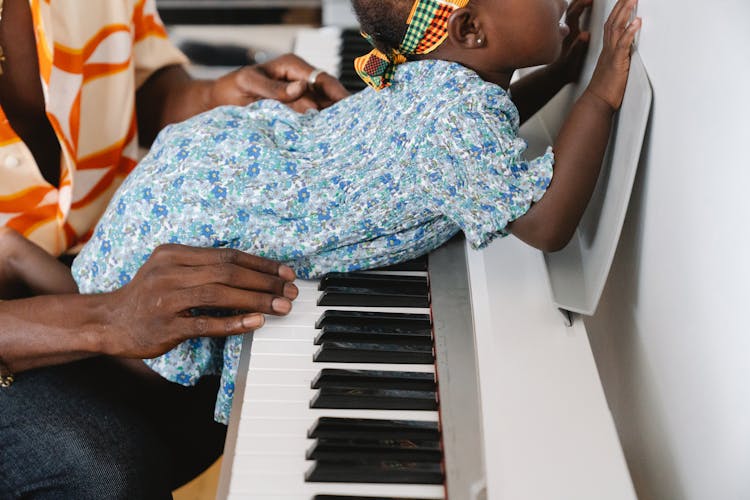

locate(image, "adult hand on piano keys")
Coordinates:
100 244 299 360
208 54 349 113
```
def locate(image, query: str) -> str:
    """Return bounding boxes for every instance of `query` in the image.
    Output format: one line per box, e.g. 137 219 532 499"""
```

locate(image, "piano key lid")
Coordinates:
521 52 653 316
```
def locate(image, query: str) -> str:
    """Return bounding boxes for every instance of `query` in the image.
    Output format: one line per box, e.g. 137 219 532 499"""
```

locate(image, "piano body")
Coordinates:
216 6 652 498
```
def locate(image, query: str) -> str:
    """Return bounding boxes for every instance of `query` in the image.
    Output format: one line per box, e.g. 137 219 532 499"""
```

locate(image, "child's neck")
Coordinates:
419 47 515 90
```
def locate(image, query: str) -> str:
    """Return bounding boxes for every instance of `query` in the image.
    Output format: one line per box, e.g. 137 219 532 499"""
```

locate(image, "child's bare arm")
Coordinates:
0 228 78 298
509 0 641 252
510 0 592 124
0 228 78 299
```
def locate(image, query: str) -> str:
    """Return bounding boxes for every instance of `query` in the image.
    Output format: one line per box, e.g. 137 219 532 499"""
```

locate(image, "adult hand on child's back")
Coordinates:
587 0 641 110
550 0 593 84
208 53 349 113
101 244 298 360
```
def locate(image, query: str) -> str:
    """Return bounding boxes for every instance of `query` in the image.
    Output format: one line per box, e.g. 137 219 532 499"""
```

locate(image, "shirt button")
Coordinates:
4 155 21 168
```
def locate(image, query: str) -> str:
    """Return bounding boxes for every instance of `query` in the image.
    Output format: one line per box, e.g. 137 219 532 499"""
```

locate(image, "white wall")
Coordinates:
583 1 750 499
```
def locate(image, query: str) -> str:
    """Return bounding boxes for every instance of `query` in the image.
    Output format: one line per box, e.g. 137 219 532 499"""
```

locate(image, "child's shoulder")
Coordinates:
390 60 520 131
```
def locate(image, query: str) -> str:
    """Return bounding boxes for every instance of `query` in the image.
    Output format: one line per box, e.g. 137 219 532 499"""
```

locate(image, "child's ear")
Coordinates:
447 8 485 49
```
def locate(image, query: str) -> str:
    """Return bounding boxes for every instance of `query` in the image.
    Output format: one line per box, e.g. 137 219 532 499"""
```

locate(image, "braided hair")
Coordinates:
351 0 413 55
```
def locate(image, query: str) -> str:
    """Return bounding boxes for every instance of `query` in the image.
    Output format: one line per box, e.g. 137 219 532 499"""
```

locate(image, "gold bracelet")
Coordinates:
0 0 6 75
0 354 14 388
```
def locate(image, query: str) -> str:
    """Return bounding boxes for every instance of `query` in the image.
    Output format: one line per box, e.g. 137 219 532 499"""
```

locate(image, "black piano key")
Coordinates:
305 460 444 484
317 274 429 308
319 273 428 294
314 324 432 345
308 417 440 441
311 369 436 391
315 311 431 331
318 287 429 308
372 255 428 272
313 341 435 364
306 437 442 462
338 29 373 93
310 387 438 411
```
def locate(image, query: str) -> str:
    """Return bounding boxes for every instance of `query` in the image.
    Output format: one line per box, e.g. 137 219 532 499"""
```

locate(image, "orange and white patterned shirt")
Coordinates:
0 0 187 255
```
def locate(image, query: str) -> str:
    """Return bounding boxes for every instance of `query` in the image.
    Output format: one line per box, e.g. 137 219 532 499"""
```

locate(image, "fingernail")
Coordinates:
286 81 305 96
278 265 296 281
242 314 265 329
272 297 292 314
283 282 299 300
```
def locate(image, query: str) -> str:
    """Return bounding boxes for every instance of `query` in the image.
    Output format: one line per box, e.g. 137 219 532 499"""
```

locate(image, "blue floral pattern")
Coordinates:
72 59 554 423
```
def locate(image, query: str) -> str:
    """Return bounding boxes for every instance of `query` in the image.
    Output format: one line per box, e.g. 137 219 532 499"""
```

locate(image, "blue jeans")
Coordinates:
0 356 227 499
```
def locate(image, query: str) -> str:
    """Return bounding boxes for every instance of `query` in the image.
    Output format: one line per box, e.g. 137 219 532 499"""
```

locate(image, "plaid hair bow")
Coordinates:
354 0 470 91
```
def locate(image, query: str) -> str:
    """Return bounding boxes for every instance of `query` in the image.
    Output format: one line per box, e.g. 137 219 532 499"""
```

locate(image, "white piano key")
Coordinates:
247 339 313 355
228 472 445 498
264 312 322 327
233 435 313 455
235 415 440 439
237 400 439 423
245 366 435 387
250 327 314 341
243 384 314 401
232 455 444 486
292 278 320 290
247 352 435 373
229 417 312 437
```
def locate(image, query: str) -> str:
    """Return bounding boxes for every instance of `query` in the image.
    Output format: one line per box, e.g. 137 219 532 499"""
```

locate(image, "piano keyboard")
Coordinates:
220 238 485 499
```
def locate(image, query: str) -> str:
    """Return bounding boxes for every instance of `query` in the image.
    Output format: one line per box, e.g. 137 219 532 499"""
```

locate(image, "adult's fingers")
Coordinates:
173 263 299 299
165 283 293 316
261 53 316 82
175 312 266 340
311 72 350 106
149 244 295 281
288 94 322 113
262 54 349 107
211 66 306 106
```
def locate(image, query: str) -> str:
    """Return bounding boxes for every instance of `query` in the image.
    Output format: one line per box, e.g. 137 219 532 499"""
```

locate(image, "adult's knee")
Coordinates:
1 410 173 500
0 363 174 499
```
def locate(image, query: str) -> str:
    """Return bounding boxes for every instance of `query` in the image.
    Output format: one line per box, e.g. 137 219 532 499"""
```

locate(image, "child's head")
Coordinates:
351 0 570 88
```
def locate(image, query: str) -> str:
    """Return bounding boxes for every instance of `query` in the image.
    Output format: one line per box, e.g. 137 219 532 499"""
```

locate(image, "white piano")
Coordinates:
217 14 651 499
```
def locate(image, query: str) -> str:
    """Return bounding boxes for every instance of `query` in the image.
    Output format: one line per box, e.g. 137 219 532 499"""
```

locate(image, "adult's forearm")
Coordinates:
136 64 212 146
510 65 568 125
0 293 112 373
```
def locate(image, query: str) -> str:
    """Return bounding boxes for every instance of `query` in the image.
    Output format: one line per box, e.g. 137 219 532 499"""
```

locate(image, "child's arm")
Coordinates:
510 0 592 124
0 228 78 299
508 0 641 252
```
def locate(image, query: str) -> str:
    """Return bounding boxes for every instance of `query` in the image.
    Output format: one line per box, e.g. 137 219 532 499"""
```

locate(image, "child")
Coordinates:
72 0 642 423
0 228 78 300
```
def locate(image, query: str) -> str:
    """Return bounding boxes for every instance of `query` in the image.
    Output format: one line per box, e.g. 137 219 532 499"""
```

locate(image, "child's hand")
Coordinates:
550 0 593 85
587 0 642 110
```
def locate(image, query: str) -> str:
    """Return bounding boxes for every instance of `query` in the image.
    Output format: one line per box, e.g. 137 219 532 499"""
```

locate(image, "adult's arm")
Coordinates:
136 54 349 145
0 245 297 374
509 0 640 251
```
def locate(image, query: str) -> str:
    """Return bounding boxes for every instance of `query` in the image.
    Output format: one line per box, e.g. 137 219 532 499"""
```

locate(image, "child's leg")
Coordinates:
0 228 78 299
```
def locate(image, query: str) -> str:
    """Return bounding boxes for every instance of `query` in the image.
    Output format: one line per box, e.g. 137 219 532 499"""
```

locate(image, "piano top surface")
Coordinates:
466 236 636 500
